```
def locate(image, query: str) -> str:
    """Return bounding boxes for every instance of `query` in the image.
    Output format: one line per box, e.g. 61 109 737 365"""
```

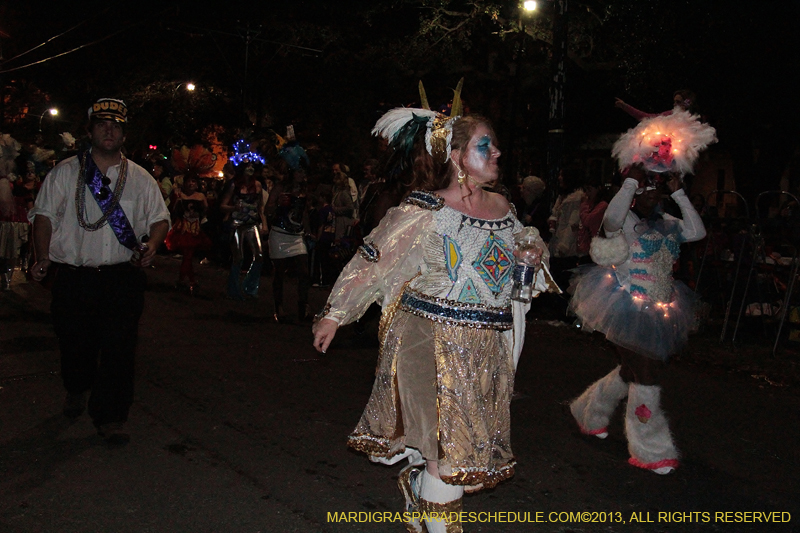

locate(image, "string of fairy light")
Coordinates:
230 140 266 166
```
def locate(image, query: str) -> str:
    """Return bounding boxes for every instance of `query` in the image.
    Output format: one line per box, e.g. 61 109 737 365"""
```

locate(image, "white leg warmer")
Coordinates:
625 383 679 474
419 470 464 533
570 366 628 438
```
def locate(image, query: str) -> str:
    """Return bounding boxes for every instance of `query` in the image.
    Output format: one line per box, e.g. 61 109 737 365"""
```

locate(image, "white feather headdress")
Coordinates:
372 107 461 163
612 108 717 175
372 78 466 165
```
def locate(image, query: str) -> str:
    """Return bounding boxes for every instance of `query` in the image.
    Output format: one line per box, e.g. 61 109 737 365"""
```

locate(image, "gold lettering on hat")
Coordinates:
100 102 110 110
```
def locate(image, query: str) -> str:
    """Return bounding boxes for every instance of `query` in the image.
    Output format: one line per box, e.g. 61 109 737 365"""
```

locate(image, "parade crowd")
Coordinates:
2 92 718 533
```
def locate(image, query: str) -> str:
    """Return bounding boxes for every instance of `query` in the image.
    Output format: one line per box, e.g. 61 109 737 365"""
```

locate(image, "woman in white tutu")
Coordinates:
569 109 716 475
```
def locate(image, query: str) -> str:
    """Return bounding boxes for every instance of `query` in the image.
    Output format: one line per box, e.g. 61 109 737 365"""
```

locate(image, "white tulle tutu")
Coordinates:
569 265 697 361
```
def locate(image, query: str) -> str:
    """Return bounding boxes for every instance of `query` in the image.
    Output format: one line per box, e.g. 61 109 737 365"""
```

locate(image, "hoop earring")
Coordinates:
457 169 467 185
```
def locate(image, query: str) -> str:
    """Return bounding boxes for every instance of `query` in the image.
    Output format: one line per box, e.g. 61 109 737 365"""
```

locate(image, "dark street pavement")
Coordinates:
1 256 799 533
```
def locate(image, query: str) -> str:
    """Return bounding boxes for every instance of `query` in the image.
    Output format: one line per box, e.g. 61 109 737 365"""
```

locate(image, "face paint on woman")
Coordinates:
476 136 492 160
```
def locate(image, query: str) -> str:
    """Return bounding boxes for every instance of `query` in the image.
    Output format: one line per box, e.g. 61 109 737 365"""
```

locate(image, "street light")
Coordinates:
523 1 537 11
38 108 58 131
173 82 197 95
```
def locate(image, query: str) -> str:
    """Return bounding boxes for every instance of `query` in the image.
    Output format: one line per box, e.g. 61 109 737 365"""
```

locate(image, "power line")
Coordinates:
1 12 101 66
0 27 129 74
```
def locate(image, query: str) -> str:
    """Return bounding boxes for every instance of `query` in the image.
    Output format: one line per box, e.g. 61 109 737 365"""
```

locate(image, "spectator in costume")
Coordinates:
165 174 211 294
568 109 716 475
220 161 264 299
267 168 312 322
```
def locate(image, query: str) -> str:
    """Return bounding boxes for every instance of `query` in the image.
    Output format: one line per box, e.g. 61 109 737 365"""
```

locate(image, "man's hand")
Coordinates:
31 259 51 282
139 244 157 268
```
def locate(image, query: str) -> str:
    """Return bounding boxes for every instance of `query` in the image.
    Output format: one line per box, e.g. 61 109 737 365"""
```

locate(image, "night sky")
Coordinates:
1 0 798 192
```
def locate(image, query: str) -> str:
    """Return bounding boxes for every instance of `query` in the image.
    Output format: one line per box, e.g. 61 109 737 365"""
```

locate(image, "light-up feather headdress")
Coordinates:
372 78 464 166
612 108 717 175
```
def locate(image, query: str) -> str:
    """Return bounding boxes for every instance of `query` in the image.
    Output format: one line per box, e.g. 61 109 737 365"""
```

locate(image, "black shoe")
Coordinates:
63 392 87 419
97 422 130 448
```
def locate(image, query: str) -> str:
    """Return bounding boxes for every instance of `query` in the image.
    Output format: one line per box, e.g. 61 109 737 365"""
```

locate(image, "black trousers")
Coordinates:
50 263 146 427
272 254 310 309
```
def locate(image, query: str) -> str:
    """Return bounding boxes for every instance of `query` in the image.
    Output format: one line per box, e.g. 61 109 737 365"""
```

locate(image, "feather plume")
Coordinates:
372 107 437 142
612 108 717 175
172 144 217 175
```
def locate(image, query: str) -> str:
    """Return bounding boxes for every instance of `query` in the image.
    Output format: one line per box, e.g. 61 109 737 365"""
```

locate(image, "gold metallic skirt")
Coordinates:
348 303 516 488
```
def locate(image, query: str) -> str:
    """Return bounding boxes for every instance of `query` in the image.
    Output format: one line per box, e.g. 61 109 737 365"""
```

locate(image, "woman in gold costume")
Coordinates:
313 106 555 532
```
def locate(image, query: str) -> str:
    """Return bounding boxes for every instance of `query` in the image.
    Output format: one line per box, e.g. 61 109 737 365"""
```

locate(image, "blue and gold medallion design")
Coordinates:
458 278 482 304
472 232 513 296
443 235 462 282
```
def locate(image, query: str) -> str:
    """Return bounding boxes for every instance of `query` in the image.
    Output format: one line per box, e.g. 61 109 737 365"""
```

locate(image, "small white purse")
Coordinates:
589 229 629 267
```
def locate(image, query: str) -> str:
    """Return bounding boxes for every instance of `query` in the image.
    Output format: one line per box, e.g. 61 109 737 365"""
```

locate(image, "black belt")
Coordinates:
53 262 134 272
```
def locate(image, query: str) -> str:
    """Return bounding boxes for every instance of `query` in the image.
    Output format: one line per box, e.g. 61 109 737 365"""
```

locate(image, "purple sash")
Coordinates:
83 151 138 250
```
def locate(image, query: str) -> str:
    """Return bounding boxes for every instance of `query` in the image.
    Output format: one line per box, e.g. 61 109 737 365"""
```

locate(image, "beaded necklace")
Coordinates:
75 151 128 231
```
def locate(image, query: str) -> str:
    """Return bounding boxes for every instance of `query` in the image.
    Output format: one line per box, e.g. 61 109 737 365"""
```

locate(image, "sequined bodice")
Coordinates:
271 192 307 233
408 206 519 307
629 227 680 303
232 189 261 226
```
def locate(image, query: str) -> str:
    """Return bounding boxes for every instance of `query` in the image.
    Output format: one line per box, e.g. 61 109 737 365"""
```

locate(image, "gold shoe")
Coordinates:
398 465 426 533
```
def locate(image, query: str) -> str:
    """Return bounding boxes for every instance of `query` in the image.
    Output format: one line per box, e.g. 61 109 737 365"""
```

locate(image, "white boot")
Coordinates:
419 470 464 533
570 366 628 438
370 446 424 466
625 383 679 474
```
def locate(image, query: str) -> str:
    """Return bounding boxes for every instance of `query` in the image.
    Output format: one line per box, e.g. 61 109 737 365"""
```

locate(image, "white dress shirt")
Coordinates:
29 154 170 267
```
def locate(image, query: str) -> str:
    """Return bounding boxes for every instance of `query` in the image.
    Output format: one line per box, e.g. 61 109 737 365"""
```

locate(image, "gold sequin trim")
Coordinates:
347 433 392 456
440 460 516 489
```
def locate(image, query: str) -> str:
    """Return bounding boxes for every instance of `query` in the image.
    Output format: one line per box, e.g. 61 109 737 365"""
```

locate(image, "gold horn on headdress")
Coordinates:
419 80 431 111
450 77 464 117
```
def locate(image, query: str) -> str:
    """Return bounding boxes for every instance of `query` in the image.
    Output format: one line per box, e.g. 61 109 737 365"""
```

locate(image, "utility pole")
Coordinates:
239 23 261 127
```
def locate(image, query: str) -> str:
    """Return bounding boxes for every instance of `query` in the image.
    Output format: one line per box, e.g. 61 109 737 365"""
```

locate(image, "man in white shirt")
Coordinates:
29 98 169 447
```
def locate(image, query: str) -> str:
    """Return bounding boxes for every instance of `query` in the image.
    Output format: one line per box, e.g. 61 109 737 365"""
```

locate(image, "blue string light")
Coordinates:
230 140 266 166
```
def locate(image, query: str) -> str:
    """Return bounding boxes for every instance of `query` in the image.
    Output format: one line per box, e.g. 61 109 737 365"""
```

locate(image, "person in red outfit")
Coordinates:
165 174 211 294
